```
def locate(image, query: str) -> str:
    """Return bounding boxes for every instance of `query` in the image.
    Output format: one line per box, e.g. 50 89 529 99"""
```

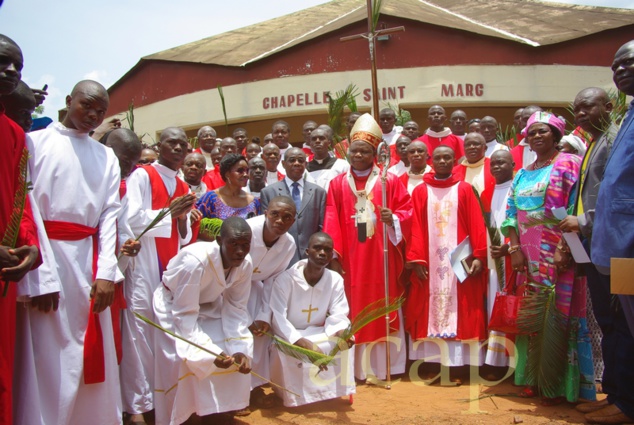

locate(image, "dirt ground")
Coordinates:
236 375 595 425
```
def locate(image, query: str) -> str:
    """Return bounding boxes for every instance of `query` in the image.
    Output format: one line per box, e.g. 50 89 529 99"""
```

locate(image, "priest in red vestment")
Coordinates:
415 105 464 164
0 34 41 425
452 132 495 198
406 145 488 383
324 113 412 381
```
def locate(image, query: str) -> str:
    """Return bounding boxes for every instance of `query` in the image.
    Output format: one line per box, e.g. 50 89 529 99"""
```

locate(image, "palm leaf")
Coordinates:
472 187 505 291
371 0 382 33
266 332 335 369
523 213 560 229
516 282 568 398
198 218 223 240
2 148 31 295
326 83 359 145
134 312 300 397
328 296 404 358
217 84 229 137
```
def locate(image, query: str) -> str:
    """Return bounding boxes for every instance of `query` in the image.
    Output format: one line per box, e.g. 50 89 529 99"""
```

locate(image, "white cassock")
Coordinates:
153 242 253 425
485 140 510 158
485 180 513 367
246 214 296 388
383 126 403 145
270 260 355 407
16 122 123 425
308 158 350 192
121 163 192 414
116 187 135 274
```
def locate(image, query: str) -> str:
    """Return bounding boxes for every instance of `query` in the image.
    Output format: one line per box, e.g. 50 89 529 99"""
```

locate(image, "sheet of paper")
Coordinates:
611 258 634 295
450 236 472 283
551 207 591 263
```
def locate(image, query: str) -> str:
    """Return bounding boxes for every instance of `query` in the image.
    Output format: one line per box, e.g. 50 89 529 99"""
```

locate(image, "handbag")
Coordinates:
488 270 523 334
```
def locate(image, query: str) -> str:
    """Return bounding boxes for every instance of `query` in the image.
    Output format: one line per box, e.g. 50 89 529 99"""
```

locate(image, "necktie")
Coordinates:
291 181 301 213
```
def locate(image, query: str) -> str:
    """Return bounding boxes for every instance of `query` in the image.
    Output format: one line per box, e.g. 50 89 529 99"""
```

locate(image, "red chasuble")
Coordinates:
415 133 465 164
323 170 412 344
0 111 41 424
142 165 189 276
405 174 488 341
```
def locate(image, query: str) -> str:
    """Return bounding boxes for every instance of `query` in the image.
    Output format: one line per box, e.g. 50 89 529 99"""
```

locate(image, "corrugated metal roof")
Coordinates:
143 0 634 66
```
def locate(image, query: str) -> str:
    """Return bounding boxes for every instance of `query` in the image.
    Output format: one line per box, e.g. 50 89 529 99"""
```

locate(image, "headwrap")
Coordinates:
560 134 587 157
521 111 566 138
350 113 383 150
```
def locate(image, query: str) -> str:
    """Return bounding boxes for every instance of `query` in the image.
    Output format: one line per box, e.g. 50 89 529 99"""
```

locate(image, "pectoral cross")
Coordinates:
253 267 260 274
302 304 318 323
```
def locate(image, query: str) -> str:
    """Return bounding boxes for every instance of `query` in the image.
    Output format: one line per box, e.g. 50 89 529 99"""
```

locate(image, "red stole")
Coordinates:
43 220 107 384
405 174 488 341
142 165 189 278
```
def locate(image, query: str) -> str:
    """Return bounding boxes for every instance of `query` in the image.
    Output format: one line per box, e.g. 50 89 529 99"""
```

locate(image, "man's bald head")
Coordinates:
2 80 35 132
160 127 187 143
62 80 109 134
573 87 613 139
220 216 252 239
106 128 142 178
269 195 297 215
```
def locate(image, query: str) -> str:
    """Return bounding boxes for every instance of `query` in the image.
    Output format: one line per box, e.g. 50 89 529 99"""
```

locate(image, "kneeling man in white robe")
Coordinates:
153 217 253 425
270 232 355 407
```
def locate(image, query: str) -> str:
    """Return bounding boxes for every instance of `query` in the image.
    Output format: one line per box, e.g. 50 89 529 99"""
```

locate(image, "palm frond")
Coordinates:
516 282 568 398
523 213 560 229
125 101 135 133
2 148 30 295
2 147 30 248
133 312 300 397
266 332 335 368
328 296 404 358
371 0 382 33
217 85 229 137
326 84 359 145
472 187 505 291
198 218 223 240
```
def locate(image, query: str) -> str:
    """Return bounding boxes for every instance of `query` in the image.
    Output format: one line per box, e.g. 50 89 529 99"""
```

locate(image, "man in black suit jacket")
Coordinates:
260 147 326 266
559 87 634 419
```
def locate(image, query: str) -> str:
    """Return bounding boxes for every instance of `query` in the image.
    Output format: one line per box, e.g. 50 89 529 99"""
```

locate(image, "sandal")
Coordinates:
519 386 537 398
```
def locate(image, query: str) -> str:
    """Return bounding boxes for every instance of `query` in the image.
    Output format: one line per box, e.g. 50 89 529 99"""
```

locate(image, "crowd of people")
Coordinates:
2 32 634 425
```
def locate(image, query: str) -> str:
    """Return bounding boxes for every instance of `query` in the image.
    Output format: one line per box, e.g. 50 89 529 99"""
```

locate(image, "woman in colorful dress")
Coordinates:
197 153 261 220
501 112 595 405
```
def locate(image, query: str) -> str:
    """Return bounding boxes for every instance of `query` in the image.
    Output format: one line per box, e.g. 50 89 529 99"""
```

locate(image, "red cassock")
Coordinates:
0 111 41 424
201 168 224 191
405 174 488 341
323 171 412 344
415 133 465 164
506 133 524 150
451 157 496 206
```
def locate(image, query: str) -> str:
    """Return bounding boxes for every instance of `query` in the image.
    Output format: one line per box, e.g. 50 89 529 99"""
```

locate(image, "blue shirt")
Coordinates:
592 100 634 271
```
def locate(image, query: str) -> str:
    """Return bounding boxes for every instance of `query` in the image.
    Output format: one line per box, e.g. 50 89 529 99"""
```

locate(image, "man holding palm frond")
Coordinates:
270 232 355 407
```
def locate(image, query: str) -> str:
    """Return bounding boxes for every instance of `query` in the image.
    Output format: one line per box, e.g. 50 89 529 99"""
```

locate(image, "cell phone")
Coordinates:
42 84 48 92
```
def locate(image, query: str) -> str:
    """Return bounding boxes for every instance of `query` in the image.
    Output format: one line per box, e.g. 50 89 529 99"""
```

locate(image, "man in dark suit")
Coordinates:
559 86 634 422
260 147 326 266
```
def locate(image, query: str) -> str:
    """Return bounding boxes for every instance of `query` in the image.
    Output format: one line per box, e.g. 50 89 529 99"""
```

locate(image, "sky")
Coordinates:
0 0 632 119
